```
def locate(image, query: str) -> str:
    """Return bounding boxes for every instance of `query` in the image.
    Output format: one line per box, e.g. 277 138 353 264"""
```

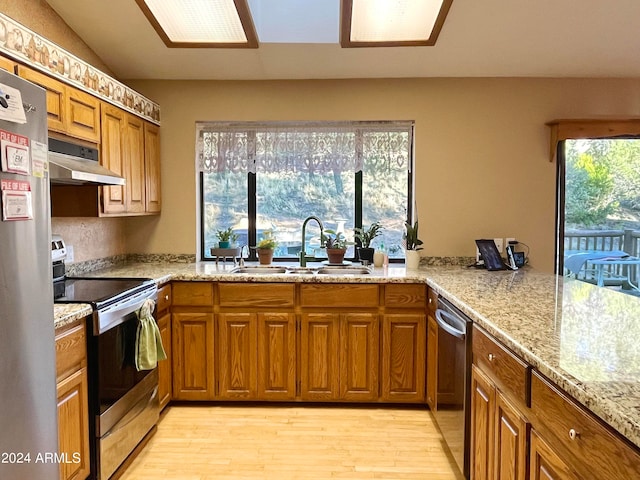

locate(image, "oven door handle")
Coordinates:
435 309 467 340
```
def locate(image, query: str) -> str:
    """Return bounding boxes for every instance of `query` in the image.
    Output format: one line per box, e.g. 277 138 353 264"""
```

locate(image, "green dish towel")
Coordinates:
135 298 167 371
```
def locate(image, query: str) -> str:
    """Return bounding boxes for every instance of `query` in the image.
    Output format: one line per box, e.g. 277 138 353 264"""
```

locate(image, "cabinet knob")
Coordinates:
568 428 579 440
488 353 496 362
428 297 432 304
165 295 169 301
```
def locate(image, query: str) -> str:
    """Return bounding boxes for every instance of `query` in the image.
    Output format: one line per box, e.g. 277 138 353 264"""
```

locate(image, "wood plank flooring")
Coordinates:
120 405 464 480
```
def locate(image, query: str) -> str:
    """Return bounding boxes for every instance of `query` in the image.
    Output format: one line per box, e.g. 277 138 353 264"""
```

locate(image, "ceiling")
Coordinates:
45 0 640 81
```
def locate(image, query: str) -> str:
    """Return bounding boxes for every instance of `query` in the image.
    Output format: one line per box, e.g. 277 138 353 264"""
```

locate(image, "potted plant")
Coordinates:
403 221 423 270
354 221 383 265
321 229 351 264
216 227 238 249
255 230 277 265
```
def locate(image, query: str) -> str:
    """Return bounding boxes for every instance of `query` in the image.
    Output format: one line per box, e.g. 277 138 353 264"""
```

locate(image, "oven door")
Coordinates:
89 309 160 479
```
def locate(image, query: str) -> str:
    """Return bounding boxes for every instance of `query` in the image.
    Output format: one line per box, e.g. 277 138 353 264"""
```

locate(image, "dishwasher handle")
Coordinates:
435 308 467 340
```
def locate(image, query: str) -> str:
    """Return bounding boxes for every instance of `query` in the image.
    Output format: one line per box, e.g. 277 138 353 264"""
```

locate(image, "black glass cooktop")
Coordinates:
54 277 155 306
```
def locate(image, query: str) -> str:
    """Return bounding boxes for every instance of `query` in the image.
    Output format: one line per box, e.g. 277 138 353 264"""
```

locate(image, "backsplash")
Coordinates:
51 217 126 263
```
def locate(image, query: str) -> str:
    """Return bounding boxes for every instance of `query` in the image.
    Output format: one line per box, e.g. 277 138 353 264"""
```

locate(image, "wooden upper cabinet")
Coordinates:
17 65 99 142
124 114 146 213
0 56 16 72
17 65 66 133
144 122 161 213
65 88 100 143
100 104 126 214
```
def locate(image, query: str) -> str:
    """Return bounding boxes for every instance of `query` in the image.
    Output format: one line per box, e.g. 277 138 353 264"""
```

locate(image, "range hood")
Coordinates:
48 138 125 186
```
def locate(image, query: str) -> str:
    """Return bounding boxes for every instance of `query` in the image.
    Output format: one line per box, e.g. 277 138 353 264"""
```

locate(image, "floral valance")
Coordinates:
197 121 413 174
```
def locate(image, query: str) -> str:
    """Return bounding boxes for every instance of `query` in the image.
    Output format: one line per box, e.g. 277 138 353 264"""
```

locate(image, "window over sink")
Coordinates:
197 121 414 262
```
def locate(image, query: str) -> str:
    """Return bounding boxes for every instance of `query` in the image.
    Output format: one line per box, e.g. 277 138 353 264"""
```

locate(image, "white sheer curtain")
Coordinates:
197 122 412 174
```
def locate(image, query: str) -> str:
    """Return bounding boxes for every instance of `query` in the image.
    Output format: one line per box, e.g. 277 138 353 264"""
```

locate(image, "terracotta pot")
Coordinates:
326 248 347 265
257 248 274 265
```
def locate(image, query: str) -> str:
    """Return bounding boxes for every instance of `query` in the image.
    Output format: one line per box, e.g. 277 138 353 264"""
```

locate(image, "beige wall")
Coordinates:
125 77 640 272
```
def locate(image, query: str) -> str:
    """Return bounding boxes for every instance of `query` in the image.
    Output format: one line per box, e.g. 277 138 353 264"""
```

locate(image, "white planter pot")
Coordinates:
405 250 421 270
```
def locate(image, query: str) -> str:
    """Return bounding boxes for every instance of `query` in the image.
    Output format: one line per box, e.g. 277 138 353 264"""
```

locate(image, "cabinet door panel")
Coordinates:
470 364 495 480
100 104 126 214
17 66 65 132
124 114 146 213
339 313 379 401
66 88 100 142
530 430 578 480
157 312 172 410
217 313 257 399
381 314 426 402
495 391 528 480
57 368 90 480
172 313 214 400
144 122 161 213
257 313 296 400
300 313 339 400
426 314 438 409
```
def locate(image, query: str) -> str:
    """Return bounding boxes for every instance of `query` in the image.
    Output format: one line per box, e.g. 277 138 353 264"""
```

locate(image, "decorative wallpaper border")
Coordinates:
0 13 160 125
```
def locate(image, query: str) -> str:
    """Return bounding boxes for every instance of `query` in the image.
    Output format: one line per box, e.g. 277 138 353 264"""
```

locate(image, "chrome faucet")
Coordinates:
238 244 249 267
299 216 324 267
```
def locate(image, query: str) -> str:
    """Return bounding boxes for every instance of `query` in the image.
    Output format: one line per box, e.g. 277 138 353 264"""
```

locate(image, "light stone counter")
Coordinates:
54 303 92 330
75 261 640 450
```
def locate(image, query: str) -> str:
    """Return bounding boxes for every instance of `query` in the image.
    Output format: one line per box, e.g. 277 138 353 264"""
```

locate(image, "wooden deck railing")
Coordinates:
564 229 640 287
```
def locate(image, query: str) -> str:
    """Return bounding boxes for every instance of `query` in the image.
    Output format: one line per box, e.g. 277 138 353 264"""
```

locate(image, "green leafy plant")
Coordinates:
354 221 383 248
216 227 238 243
321 229 352 250
257 230 278 249
403 221 423 251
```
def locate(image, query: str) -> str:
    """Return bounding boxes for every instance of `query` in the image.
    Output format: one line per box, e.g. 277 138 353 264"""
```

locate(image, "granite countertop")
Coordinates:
70 261 640 450
54 303 93 330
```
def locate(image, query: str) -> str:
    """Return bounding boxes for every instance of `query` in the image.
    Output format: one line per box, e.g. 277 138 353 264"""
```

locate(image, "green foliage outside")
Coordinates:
565 139 640 230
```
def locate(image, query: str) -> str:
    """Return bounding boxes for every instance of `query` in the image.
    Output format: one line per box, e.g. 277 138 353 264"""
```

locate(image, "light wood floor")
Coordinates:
120 405 464 480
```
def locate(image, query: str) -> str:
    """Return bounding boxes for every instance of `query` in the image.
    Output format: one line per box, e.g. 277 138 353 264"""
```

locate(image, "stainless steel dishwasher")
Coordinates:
433 296 472 480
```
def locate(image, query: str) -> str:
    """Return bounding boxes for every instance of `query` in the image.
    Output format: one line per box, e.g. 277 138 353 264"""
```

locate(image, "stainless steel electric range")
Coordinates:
52 237 159 480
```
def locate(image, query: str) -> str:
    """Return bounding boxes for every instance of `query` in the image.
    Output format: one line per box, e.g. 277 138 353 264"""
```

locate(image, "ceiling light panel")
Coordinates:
342 0 453 47
136 0 258 47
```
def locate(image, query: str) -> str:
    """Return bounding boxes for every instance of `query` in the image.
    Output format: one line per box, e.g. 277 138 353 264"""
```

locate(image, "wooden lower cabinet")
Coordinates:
257 313 296 400
217 313 258 399
426 314 438 408
157 311 172 409
300 313 340 400
530 430 578 480
381 314 426 402
172 312 215 400
470 364 529 480
300 312 379 401
55 322 90 480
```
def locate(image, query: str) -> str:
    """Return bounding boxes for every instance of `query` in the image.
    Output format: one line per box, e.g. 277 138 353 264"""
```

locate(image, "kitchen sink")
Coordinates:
316 266 372 275
230 266 288 274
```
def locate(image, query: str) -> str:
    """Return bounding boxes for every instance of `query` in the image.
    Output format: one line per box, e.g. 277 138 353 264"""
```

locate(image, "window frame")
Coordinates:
198 121 415 263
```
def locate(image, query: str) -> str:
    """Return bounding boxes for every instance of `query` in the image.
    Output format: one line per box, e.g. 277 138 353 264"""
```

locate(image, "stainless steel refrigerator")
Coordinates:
0 69 58 479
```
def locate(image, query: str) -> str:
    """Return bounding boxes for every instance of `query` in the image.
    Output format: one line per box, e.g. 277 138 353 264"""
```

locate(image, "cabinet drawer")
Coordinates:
172 282 214 306
300 284 378 308
472 325 530 405
218 283 294 308
56 322 86 381
530 371 640 480
385 284 426 309
157 284 171 313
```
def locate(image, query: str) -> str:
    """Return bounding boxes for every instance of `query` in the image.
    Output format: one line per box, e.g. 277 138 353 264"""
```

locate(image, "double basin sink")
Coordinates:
230 265 372 276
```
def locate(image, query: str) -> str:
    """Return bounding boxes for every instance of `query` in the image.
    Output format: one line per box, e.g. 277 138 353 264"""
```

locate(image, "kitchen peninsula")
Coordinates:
54 261 640 457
